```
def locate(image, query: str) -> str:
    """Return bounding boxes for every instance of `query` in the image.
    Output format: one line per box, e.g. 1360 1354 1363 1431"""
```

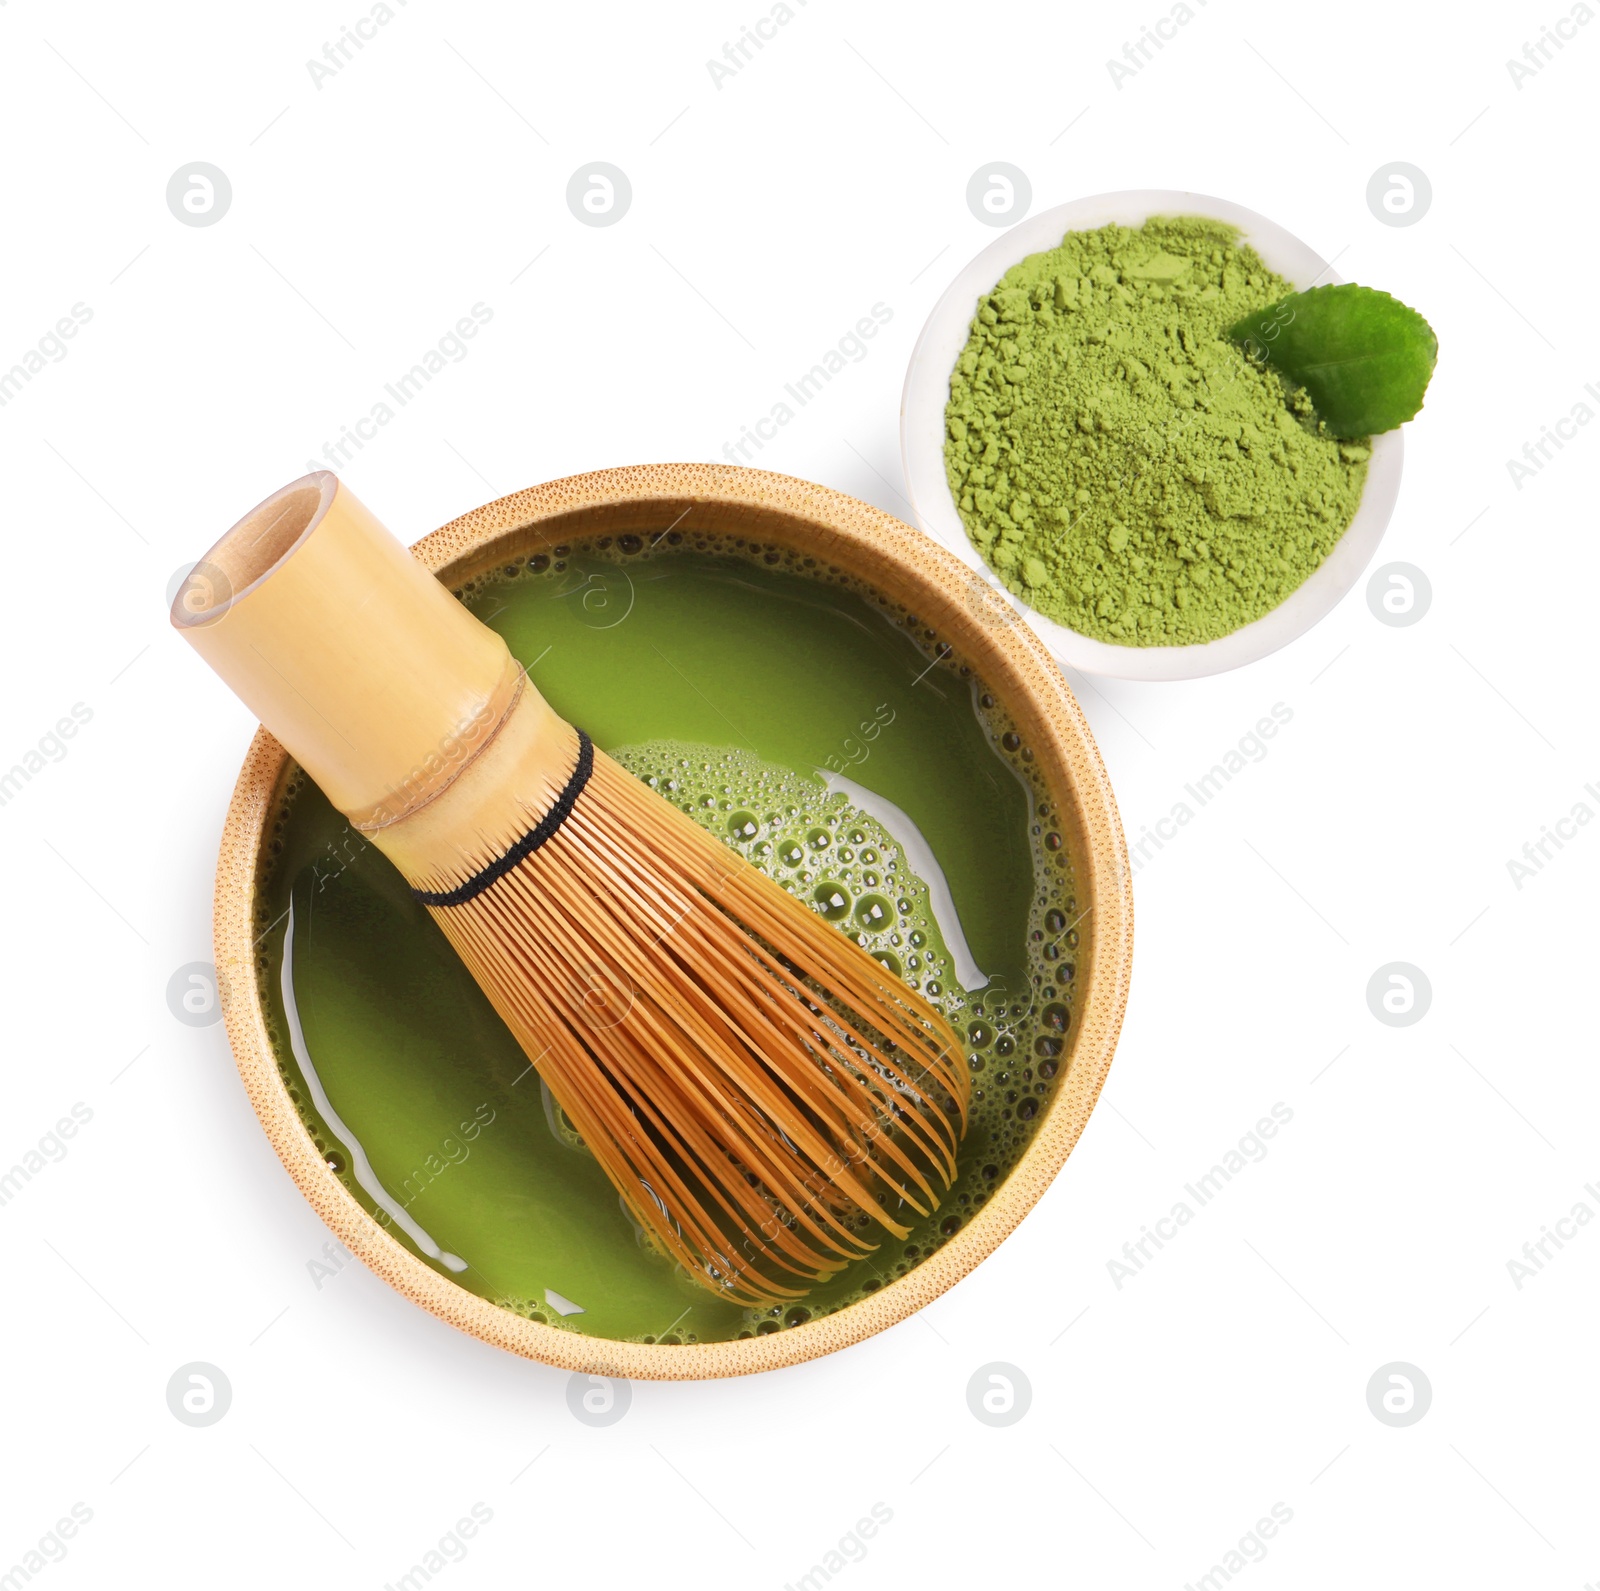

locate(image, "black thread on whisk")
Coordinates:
412 729 594 908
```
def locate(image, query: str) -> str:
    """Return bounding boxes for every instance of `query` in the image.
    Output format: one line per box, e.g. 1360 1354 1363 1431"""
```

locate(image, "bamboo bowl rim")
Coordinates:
212 462 1133 1379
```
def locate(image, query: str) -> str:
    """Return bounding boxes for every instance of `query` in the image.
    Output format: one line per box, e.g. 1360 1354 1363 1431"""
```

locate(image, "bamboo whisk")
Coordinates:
175 474 968 1305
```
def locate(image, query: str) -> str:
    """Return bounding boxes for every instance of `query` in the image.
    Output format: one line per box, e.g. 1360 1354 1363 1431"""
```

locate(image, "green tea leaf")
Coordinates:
1226 283 1438 437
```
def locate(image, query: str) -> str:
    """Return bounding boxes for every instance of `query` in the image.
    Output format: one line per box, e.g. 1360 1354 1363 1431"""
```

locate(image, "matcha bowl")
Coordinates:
213 463 1133 1379
901 190 1405 681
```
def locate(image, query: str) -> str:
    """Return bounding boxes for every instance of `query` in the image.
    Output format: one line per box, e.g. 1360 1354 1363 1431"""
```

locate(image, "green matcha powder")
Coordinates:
944 217 1371 646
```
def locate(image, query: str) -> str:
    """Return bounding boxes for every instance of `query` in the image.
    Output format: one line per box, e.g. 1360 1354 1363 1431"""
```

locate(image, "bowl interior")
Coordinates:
214 465 1132 1379
900 189 1404 681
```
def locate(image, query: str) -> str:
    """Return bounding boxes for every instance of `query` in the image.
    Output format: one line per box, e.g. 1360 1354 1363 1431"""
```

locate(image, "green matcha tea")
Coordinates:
254 531 1079 1344
945 216 1371 647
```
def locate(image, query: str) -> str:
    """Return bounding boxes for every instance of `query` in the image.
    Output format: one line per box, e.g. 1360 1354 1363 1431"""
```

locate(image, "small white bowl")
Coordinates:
900 189 1405 681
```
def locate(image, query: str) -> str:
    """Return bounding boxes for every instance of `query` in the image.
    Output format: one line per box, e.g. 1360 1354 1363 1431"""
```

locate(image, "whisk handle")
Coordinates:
171 471 520 828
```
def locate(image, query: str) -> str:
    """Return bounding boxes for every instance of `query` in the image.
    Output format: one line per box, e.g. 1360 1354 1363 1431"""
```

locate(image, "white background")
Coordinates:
1 1 1596 1586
